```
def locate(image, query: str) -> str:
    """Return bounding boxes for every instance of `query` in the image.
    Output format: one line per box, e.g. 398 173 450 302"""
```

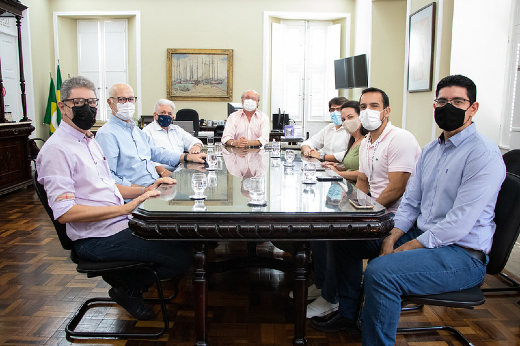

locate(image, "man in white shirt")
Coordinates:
300 97 349 163
143 99 203 177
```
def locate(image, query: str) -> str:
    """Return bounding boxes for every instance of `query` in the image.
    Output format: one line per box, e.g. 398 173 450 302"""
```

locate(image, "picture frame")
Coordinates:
167 48 233 101
407 3 436 92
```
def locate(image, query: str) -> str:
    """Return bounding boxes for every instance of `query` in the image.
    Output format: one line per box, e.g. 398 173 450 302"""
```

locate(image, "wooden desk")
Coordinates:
129 149 393 346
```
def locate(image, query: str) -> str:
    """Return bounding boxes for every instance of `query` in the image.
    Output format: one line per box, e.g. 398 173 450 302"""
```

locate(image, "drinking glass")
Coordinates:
271 140 281 158
191 172 207 199
207 171 218 187
248 176 266 205
206 150 218 170
214 142 223 157
192 199 207 212
284 149 295 166
207 136 214 147
303 162 317 183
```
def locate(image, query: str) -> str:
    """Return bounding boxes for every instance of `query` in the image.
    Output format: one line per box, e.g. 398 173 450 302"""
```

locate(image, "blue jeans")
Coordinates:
334 227 487 346
311 241 337 303
74 228 193 293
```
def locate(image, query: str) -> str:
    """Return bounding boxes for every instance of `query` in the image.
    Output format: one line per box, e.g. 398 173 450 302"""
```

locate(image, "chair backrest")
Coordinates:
487 172 520 274
176 109 200 134
503 149 520 176
32 171 74 251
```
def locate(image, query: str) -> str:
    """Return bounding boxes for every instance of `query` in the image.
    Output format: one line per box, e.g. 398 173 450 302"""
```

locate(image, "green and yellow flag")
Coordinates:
56 64 62 125
43 77 58 136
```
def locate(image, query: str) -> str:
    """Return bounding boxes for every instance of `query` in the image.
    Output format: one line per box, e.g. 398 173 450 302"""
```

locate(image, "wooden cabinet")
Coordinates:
0 122 34 196
0 1 33 196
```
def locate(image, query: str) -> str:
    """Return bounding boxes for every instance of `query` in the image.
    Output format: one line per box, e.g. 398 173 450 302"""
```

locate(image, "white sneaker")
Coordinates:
289 283 322 300
306 296 339 318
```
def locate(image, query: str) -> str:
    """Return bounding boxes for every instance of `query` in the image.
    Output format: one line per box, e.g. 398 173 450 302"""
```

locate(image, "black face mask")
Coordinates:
71 103 97 130
434 103 468 132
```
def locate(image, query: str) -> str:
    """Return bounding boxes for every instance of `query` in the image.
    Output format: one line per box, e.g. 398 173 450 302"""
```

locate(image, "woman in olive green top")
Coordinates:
322 100 367 183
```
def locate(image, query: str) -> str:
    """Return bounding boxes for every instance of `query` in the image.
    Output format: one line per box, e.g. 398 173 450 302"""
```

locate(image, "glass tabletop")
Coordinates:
137 148 386 215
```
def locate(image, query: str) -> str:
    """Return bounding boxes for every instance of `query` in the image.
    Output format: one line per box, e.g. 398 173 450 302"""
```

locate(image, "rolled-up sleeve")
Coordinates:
35 145 76 220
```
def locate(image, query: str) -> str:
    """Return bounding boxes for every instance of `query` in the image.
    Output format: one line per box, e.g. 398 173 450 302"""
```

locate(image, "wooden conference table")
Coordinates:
129 148 394 346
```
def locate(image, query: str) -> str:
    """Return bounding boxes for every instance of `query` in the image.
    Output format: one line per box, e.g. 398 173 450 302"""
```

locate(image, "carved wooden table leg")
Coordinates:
194 243 208 346
293 242 309 346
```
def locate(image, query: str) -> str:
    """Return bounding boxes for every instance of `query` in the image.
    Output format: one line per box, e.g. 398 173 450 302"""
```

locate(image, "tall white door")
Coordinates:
0 18 22 121
271 20 340 138
78 20 128 121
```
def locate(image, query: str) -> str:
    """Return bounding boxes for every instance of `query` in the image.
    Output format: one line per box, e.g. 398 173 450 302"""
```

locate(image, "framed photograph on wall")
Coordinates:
407 2 436 92
167 48 233 101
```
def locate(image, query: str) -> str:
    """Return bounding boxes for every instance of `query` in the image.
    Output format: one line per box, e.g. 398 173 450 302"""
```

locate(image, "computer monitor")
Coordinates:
227 102 243 116
171 120 194 134
334 54 368 90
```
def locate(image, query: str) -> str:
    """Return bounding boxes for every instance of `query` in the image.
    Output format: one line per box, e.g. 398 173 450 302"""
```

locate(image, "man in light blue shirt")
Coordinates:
96 83 206 188
310 75 506 346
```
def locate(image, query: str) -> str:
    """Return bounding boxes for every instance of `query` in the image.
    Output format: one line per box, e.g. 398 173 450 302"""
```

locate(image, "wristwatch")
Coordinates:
230 140 234 147
319 153 325 162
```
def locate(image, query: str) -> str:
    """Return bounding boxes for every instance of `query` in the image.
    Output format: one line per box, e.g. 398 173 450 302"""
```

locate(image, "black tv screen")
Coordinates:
227 102 243 116
334 54 368 89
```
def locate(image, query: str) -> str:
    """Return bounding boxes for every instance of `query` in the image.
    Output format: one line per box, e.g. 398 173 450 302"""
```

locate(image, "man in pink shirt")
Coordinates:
222 90 270 148
356 87 421 213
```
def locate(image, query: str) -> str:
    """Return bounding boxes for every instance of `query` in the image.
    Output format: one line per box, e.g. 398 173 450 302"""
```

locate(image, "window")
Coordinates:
271 20 340 133
77 20 128 121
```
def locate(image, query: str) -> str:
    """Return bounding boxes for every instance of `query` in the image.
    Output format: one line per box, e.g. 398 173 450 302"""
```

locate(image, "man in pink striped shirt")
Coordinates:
222 90 270 148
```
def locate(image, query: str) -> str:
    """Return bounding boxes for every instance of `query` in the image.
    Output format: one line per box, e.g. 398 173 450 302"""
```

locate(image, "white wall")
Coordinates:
450 0 513 144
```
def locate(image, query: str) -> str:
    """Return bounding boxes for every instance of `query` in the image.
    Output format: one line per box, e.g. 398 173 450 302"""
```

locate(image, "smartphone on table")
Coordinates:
349 198 374 209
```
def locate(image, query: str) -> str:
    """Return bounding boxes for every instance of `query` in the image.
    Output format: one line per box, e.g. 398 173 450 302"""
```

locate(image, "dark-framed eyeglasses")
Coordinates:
434 98 471 108
110 96 137 104
62 98 99 107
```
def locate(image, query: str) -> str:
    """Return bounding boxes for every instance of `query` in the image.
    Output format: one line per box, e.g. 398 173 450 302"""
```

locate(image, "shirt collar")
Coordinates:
59 121 90 142
109 114 136 129
240 109 259 118
438 122 476 147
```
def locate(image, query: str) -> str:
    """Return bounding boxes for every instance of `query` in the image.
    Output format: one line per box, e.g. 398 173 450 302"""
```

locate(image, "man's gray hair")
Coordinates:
153 99 176 114
60 76 96 100
241 89 260 102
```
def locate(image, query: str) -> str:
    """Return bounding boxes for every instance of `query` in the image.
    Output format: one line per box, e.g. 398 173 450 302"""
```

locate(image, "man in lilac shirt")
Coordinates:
310 75 506 345
222 90 270 148
36 76 192 321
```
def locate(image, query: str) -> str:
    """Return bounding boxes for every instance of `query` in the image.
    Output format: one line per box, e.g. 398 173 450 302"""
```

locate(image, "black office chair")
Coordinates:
33 171 178 339
176 109 200 135
395 172 520 345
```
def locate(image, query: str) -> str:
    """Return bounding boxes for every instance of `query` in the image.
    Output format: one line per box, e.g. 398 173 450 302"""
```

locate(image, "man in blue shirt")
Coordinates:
310 75 506 346
96 83 206 189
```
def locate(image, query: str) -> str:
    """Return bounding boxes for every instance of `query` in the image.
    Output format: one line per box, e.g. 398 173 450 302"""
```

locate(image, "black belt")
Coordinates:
459 246 486 263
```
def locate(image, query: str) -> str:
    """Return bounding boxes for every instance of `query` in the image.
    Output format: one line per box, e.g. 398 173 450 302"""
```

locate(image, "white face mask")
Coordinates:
116 102 135 121
342 117 361 134
359 108 383 131
243 99 257 112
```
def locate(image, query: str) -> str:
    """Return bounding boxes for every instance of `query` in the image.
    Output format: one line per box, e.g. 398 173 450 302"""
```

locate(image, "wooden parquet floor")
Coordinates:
0 186 519 345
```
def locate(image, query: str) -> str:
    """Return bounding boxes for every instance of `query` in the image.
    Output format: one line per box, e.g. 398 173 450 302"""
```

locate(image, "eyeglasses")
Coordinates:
434 98 470 107
110 96 137 104
62 98 99 107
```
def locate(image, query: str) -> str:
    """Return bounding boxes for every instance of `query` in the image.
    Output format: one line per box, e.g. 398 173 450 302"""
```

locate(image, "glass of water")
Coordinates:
207 135 214 147
191 172 207 199
206 150 218 170
214 142 223 156
249 176 266 205
303 162 317 183
284 149 295 166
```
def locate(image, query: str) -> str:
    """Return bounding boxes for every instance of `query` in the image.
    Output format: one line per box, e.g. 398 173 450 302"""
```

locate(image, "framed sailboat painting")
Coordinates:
167 48 233 101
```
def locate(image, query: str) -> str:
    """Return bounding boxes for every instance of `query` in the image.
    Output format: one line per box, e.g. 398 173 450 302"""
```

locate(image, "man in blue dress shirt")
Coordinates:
96 83 206 189
310 75 506 346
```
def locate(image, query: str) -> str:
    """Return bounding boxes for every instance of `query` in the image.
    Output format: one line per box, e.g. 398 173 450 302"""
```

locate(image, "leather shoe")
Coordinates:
309 310 357 333
109 287 155 320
